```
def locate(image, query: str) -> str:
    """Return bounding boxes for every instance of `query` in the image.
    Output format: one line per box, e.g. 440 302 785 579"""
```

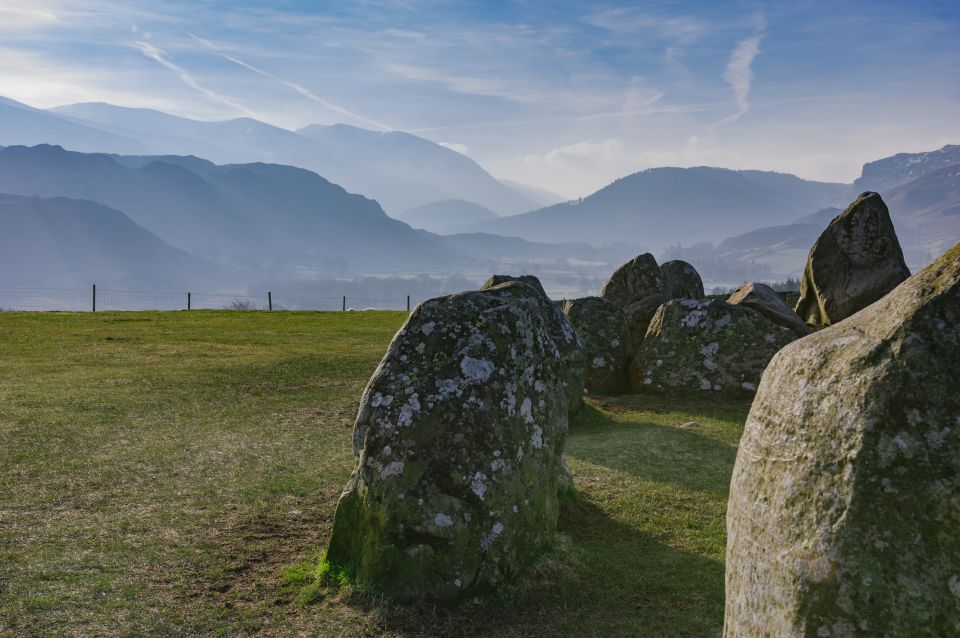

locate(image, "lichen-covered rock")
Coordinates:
660 259 704 299
623 291 671 353
599 253 666 308
480 274 548 300
629 299 795 395
727 282 811 337
326 281 574 603
795 191 910 326
562 296 629 395
481 275 584 410
725 242 960 637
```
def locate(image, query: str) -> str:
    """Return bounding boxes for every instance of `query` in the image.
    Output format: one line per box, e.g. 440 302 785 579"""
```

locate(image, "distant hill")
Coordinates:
0 144 456 276
714 163 960 276
498 179 567 211
397 199 499 233
31 100 542 215
0 97 151 155
466 167 848 249
0 193 229 289
853 144 960 193
296 124 539 214
884 163 960 266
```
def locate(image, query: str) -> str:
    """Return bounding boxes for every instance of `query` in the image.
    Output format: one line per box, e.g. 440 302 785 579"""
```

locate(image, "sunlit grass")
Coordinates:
0 311 747 637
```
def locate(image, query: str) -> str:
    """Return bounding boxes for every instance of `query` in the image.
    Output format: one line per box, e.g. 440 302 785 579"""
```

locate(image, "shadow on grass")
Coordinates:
567 402 740 495
314 495 725 638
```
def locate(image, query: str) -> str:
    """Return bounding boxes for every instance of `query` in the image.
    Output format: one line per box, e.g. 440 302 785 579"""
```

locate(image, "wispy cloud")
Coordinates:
715 14 766 126
187 32 392 131
130 40 261 119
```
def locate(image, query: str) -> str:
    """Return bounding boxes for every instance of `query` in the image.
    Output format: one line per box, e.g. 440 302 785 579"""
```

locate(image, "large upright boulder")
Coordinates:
325 281 576 603
795 191 910 326
562 296 630 395
599 253 665 308
480 274 547 300
480 274 584 410
660 259 705 299
622 292 671 353
725 243 960 636
727 282 811 337
629 299 796 395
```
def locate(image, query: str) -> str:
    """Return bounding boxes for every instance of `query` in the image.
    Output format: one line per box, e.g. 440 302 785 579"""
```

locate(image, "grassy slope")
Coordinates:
0 311 748 637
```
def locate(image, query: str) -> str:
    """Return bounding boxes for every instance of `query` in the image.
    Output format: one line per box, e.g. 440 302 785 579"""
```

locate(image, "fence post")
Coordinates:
342 295 346 311
92 284 96 312
268 291 273 311
187 292 191 311
407 295 410 312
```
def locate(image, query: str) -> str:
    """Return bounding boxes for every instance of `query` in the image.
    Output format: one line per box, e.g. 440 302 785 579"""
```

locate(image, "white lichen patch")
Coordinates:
681 310 706 327
531 425 544 449
700 378 712 390
461 356 494 382
480 521 505 550
420 321 436 336
371 392 394 407
471 472 488 500
592 355 607 368
520 397 534 424
434 513 454 527
380 461 404 479
949 575 960 597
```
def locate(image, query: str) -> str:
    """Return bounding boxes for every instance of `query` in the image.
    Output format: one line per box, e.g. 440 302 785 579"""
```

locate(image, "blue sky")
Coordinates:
1 0 958 197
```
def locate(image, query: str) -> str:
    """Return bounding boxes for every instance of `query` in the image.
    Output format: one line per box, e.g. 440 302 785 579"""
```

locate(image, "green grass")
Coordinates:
0 311 749 637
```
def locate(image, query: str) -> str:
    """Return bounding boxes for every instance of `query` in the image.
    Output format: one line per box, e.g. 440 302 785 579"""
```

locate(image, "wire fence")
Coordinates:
0 286 417 313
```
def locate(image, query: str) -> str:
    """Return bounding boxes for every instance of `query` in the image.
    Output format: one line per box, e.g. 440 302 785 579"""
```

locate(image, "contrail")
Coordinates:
131 41 261 119
187 32 392 131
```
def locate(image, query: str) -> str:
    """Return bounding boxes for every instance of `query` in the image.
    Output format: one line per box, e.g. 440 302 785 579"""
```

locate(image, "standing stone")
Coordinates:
481 275 584 411
562 297 630 395
599 253 666 308
623 292 672 353
480 274 548 300
326 281 575 603
725 243 960 636
629 299 796 395
727 282 811 337
660 259 705 299
795 192 910 326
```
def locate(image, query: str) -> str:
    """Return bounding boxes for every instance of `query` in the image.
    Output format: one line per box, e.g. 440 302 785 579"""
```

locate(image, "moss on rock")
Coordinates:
725 242 960 636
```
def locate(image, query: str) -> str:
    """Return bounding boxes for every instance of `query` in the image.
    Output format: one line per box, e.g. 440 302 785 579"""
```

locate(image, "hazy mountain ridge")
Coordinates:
0 144 458 276
397 199 500 233
705 159 960 279
43 100 542 215
853 144 960 193
0 192 229 289
464 166 848 248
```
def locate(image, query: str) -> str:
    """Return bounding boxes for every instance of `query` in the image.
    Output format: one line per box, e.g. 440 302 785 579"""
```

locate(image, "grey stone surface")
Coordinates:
629 298 796 396
795 191 910 326
725 243 960 636
326 281 578 603
728 282 812 337
562 296 630 395
660 259 705 299
599 253 666 308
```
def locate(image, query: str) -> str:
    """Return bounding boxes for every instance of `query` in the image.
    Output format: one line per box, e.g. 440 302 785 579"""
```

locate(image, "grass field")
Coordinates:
0 311 749 637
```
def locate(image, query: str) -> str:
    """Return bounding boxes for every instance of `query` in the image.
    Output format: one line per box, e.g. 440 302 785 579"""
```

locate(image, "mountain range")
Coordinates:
0 144 456 277
707 155 960 279
397 199 500 233
0 192 227 289
0 96 549 216
1 93 957 297
463 167 849 249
